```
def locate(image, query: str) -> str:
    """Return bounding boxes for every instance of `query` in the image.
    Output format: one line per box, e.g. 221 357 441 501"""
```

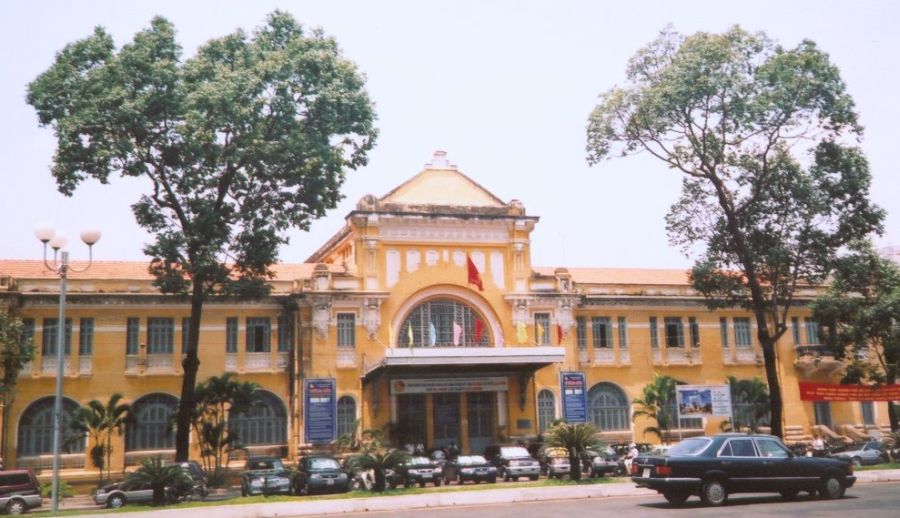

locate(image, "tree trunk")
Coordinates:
374 468 386 492
569 449 581 480
175 284 205 462
889 400 898 433
758 334 784 439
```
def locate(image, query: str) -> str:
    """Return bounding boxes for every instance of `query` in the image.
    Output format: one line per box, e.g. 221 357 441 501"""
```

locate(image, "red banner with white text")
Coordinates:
798 382 900 402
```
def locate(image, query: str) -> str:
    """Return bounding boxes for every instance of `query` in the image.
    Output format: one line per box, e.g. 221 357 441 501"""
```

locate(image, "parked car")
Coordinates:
829 440 887 466
537 447 570 479
483 445 540 481
388 456 443 488
175 461 209 500
632 434 856 506
293 455 350 495
442 455 497 484
0 470 42 515
240 456 293 496
93 481 153 509
584 445 623 477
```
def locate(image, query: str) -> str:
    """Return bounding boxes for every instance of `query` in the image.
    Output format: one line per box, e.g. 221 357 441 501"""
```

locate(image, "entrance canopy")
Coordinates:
363 346 564 381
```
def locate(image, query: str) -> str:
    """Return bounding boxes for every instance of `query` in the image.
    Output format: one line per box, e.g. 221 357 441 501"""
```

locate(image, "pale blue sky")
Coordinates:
2 0 898 269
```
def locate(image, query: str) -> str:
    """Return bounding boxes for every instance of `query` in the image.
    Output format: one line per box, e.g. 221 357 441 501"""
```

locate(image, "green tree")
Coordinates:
69 393 133 485
587 26 884 438
544 422 601 480
632 374 677 442
347 448 409 492
0 310 35 466
190 373 259 482
27 11 378 461
722 376 770 433
810 242 900 431
124 456 192 506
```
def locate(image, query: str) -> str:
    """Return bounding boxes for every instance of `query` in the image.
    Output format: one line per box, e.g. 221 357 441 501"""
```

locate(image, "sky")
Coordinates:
2 0 898 270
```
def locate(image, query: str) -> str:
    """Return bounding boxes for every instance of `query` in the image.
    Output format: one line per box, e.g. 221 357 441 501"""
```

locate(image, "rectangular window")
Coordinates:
246 317 271 352
689 317 700 348
226 317 238 353
861 401 875 426
337 313 355 348
534 313 551 345
814 401 832 428
79 318 94 355
126 317 140 354
146 318 174 354
791 317 801 344
42 318 72 356
719 317 729 348
617 317 627 349
278 314 294 352
805 318 820 345
576 317 587 351
649 317 659 348
592 317 612 348
181 318 191 354
734 317 752 348
663 317 684 347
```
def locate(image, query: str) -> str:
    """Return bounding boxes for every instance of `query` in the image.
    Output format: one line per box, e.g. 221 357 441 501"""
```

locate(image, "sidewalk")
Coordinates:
61 469 900 518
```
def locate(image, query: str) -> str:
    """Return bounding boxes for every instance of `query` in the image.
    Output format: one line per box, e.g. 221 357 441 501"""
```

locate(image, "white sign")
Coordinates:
390 376 509 394
676 384 733 418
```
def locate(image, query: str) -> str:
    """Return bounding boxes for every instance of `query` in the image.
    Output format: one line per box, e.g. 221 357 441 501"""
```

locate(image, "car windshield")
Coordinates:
500 447 530 457
457 455 487 465
666 438 711 456
309 458 340 470
408 457 432 466
248 459 284 470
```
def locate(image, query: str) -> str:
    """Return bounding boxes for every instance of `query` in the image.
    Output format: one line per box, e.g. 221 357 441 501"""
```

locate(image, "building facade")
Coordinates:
0 151 890 478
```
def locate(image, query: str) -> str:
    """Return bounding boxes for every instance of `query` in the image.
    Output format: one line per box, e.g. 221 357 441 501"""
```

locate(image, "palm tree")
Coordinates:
544 422 601 480
124 456 192 506
348 448 410 492
632 374 677 442
722 377 770 433
69 393 133 485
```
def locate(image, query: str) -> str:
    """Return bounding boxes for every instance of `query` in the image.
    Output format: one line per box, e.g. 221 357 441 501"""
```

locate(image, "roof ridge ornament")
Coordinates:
424 150 456 170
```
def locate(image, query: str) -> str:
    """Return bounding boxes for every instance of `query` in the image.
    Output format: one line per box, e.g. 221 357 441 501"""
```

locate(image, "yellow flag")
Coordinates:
516 322 527 344
407 323 414 347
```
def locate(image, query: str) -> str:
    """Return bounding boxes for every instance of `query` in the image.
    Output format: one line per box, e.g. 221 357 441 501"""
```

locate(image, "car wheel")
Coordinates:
663 490 690 506
851 457 863 467
700 480 728 506
529 475 539 481
5 499 25 515
488 476 497 484
819 477 845 500
108 494 126 509
780 489 800 501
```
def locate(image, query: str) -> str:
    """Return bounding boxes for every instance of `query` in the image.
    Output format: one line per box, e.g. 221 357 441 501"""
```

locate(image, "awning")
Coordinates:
362 346 565 381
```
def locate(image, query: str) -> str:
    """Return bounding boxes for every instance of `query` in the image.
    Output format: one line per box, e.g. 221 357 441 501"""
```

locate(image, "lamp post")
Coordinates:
35 226 100 514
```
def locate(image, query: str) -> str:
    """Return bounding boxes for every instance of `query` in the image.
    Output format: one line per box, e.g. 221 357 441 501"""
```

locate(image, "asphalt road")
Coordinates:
336 481 900 518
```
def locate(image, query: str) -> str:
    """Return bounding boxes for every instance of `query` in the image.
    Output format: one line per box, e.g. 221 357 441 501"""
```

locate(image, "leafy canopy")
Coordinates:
0 311 34 405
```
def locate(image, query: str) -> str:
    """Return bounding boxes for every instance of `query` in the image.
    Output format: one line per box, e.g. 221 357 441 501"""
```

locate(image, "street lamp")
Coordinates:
35 226 100 514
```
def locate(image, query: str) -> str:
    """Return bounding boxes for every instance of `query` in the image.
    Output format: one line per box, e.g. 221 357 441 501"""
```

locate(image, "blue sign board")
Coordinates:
304 378 336 443
560 372 587 423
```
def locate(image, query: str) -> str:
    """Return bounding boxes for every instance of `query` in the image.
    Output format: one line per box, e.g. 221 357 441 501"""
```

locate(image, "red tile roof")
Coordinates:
0 260 341 281
533 266 691 286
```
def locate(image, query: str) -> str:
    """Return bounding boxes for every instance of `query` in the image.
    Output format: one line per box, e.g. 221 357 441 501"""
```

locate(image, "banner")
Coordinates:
390 376 508 394
676 385 733 418
799 382 900 402
304 378 336 443
560 372 587 423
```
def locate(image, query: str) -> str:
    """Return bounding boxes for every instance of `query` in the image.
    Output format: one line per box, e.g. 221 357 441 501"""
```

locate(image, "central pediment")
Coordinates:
379 151 507 209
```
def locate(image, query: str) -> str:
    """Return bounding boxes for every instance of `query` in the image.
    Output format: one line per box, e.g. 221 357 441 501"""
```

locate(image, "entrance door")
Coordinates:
397 394 427 446
467 392 495 455
433 393 460 449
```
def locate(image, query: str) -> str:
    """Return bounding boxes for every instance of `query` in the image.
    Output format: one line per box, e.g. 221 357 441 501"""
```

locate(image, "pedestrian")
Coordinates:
812 435 826 457
448 441 460 459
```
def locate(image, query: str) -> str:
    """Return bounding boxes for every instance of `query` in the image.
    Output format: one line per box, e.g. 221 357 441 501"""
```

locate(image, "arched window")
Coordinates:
537 390 556 432
18 396 84 456
588 383 629 431
398 299 490 347
127 393 178 451
337 396 357 438
229 391 287 446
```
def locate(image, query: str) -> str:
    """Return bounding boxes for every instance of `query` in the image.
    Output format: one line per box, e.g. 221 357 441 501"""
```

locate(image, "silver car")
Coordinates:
93 482 154 509
830 440 887 466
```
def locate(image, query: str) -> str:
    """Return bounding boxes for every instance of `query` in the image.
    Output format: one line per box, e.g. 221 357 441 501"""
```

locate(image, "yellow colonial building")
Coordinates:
0 151 890 479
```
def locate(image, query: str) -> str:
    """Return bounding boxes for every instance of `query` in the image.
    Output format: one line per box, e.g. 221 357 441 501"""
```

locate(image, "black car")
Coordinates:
390 456 443 488
293 455 350 495
240 456 293 496
442 455 497 484
632 434 856 506
483 445 540 481
584 445 623 477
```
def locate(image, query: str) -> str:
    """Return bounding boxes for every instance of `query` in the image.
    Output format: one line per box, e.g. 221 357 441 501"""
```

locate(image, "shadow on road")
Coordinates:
639 493 859 509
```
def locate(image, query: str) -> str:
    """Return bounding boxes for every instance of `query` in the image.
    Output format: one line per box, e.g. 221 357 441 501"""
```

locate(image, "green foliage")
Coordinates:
348 448 409 492
811 242 900 430
27 10 378 460
721 376 770 433
40 480 76 498
190 373 259 483
334 420 384 453
69 393 133 486
632 374 677 441
544 422 601 480
586 26 884 438
124 456 193 506
0 311 35 405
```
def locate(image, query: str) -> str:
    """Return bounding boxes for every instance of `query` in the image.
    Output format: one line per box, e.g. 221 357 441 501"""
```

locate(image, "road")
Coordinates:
335 482 900 518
